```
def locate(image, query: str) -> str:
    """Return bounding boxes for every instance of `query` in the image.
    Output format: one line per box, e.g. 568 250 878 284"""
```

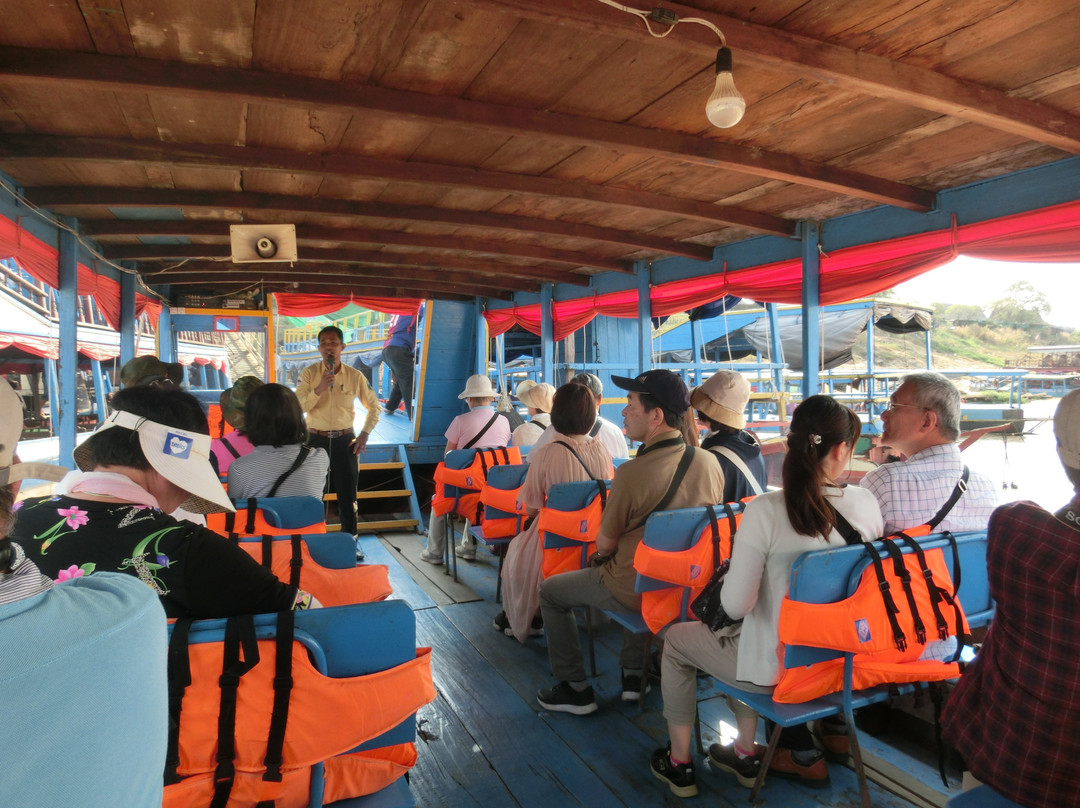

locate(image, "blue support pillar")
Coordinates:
57 220 78 464
198 363 208 389
540 284 554 384
474 298 486 376
925 329 933 370
636 263 651 373
800 222 821 398
90 359 106 422
119 270 137 365
690 318 703 386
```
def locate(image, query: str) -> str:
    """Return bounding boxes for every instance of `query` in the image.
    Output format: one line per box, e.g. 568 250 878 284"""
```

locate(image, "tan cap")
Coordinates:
1054 389 1080 469
691 370 751 430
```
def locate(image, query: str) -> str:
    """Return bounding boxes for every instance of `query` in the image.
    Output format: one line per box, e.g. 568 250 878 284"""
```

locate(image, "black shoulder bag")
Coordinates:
689 504 743 631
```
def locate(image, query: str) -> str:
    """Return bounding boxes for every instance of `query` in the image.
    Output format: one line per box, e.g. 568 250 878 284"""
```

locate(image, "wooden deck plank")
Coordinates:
415 606 623 808
356 533 436 612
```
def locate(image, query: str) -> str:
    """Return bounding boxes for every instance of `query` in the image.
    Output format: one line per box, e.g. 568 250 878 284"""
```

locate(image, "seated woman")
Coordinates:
11 385 319 618
495 383 614 641
227 383 330 500
650 395 882 798
210 375 263 476
511 381 555 449
940 389 1080 808
421 374 512 564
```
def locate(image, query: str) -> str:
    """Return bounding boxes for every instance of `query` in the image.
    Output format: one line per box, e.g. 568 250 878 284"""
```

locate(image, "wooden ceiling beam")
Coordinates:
156 268 511 300
26 185 703 262
479 0 1080 156
0 47 933 210
80 220 625 273
0 135 796 237
102 243 586 287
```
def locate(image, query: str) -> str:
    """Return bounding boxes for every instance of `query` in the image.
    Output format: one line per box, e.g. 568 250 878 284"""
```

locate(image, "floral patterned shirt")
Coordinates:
11 495 298 618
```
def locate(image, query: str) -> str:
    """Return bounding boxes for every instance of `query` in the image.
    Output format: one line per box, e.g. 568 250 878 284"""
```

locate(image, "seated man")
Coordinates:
941 389 1080 808
861 372 997 533
0 378 168 807
536 370 723 714
529 373 630 462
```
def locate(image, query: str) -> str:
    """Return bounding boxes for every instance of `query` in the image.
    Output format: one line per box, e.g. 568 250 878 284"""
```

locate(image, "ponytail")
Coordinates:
782 395 861 538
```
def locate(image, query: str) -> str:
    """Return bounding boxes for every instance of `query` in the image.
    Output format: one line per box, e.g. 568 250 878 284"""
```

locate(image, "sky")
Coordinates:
891 256 1080 330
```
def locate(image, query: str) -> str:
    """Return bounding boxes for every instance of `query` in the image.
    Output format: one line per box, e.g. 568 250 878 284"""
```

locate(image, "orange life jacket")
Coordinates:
632 503 746 634
479 471 527 539
432 447 522 523
538 480 608 579
163 611 435 808
773 533 969 704
207 506 327 538
234 534 392 607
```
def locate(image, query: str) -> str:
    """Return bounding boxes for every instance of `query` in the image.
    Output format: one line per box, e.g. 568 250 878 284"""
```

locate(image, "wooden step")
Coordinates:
357 461 406 471
357 518 419 532
355 489 412 500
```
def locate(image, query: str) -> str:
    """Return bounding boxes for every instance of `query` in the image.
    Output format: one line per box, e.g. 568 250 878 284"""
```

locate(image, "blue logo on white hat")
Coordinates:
164 432 193 459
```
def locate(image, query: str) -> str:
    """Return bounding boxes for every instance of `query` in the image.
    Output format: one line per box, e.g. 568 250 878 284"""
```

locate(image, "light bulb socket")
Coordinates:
715 47 733 74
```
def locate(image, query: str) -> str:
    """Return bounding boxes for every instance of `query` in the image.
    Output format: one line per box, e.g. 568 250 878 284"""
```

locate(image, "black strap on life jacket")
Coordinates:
893 532 949 642
222 433 243 460
258 609 296 799
863 541 908 652
163 617 193 786
925 466 970 530
703 503 738 572
880 538 928 645
210 615 260 808
255 534 304 590
224 510 236 534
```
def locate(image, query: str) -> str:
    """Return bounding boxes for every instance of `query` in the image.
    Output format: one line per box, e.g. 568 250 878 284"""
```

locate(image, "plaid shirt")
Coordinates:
860 443 998 534
942 501 1080 808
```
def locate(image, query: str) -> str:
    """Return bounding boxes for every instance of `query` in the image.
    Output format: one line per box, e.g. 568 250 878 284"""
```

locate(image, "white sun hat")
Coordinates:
73 409 235 514
458 374 497 400
0 379 68 487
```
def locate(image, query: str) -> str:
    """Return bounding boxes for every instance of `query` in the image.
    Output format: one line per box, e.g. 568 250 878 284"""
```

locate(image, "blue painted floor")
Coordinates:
361 533 959 808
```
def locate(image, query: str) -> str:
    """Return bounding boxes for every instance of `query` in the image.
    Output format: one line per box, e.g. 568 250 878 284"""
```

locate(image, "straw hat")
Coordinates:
73 410 234 514
458 374 497 400
1054 388 1080 469
690 370 750 430
519 382 555 412
0 379 68 487
515 379 537 400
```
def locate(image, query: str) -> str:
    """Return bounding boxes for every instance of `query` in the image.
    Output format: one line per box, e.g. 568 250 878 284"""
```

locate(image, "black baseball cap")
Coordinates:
612 369 691 416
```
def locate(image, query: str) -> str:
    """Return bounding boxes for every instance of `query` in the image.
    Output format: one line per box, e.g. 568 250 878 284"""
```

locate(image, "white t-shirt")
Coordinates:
529 415 628 461
721 485 884 686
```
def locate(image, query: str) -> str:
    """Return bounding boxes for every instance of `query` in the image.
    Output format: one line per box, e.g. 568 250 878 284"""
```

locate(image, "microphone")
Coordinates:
325 356 335 374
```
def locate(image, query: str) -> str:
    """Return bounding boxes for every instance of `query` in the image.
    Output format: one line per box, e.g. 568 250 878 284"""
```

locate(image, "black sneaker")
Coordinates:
708 742 763 788
536 681 597 715
650 745 698 798
621 672 652 702
493 611 511 634
529 614 544 637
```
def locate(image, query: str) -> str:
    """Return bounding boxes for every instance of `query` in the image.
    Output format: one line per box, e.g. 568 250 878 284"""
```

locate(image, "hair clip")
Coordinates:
809 433 822 447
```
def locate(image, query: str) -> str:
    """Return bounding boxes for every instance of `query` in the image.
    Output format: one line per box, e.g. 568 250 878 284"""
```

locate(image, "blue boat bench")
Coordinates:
702 530 992 807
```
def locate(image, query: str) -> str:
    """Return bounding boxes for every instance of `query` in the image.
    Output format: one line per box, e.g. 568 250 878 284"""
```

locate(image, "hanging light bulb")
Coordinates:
705 47 745 128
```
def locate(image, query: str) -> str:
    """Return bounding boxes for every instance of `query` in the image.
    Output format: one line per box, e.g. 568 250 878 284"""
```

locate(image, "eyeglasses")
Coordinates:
883 401 928 413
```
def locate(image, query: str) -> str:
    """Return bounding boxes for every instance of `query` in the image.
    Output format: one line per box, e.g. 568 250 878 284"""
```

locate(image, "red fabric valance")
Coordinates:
484 200 1080 337
272 292 422 317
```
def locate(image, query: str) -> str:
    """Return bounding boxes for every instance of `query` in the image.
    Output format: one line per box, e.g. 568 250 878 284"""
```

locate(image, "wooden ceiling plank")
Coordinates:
81 219 624 271
104 241 587 287
25 185 706 261
0 47 934 210
474 0 1080 154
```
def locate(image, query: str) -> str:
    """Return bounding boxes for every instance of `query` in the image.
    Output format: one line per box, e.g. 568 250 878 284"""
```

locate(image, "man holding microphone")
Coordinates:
295 326 380 536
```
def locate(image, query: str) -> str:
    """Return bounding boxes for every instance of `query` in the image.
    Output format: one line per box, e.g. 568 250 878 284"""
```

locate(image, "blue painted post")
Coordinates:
157 305 174 362
636 263 651 373
474 298 487 376
766 303 783 416
925 329 933 370
119 270 137 365
198 363 208 389
690 317 703 386
90 359 106 422
57 220 78 465
540 284 554 384
801 222 821 398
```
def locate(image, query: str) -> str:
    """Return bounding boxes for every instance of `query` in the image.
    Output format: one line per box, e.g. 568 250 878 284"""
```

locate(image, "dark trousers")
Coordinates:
309 432 358 535
382 344 414 418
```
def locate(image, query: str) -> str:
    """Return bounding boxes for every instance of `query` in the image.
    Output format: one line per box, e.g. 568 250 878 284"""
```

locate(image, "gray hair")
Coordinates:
901 372 961 441
571 372 603 400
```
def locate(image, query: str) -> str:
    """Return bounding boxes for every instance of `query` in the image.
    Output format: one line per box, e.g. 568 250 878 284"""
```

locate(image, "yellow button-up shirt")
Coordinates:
295 361 380 435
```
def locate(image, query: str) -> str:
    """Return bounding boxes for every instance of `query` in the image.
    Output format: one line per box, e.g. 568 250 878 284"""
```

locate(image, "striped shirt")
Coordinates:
227 444 330 500
0 544 54 605
860 442 998 534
